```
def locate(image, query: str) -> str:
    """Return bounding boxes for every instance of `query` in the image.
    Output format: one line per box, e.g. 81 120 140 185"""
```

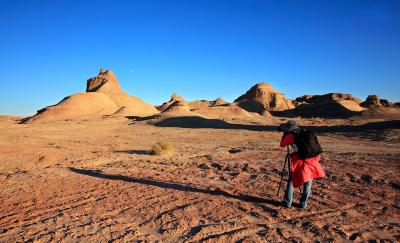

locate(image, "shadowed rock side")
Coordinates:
156 93 186 112
86 69 122 93
292 101 363 118
151 94 201 119
163 100 191 114
234 83 294 114
22 69 158 123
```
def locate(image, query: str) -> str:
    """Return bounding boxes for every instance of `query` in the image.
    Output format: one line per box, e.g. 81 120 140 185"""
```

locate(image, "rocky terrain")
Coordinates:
1 69 399 242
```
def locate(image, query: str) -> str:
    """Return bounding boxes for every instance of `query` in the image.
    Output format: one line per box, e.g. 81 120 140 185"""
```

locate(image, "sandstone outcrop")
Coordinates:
189 98 229 110
295 93 362 104
360 95 382 108
360 95 399 108
234 83 294 113
156 93 187 112
277 93 365 118
22 69 158 123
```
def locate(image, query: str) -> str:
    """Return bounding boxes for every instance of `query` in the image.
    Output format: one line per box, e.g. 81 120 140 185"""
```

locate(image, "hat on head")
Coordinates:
285 120 300 132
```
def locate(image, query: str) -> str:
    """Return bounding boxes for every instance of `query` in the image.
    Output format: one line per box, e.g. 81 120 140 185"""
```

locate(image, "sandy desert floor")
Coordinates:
0 116 399 242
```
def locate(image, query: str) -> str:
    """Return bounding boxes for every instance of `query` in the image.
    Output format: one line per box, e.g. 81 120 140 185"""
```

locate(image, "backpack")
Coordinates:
294 129 322 159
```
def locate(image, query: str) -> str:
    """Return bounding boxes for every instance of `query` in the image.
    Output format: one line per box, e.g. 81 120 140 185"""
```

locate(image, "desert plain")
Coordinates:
0 70 399 242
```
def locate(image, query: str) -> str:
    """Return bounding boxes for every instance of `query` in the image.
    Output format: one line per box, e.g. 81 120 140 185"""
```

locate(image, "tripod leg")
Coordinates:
277 154 289 196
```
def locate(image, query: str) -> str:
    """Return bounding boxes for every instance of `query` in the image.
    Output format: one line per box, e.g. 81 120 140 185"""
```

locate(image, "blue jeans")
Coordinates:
284 179 313 208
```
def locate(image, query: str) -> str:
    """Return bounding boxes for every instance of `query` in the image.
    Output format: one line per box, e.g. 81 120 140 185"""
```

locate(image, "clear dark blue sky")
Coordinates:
0 0 399 115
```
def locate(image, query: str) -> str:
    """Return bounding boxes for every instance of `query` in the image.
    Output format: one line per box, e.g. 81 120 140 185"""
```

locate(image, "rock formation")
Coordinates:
86 69 122 93
163 100 190 113
295 93 362 105
86 70 158 116
276 93 365 118
189 98 229 110
156 93 187 112
190 104 254 120
211 98 229 106
22 69 158 123
357 95 400 118
360 95 382 108
360 95 399 108
234 83 294 113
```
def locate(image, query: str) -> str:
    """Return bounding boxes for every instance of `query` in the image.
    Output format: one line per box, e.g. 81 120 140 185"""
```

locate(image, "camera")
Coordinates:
278 123 287 132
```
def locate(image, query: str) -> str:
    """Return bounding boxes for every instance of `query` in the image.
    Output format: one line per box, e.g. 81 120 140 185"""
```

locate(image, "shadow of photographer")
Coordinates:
68 167 283 211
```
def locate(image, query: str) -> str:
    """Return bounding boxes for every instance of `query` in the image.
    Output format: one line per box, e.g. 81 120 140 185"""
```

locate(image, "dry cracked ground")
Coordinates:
0 116 399 242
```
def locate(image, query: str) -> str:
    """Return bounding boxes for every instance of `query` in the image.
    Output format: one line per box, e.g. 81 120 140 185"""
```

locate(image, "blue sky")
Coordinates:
0 0 399 116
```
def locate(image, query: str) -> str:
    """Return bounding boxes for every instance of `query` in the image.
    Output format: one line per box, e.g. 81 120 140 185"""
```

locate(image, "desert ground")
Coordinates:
0 115 399 242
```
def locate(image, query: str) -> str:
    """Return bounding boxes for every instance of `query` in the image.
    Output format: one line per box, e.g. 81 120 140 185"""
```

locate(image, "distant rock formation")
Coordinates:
189 97 229 110
86 70 158 115
295 93 361 105
275 93 365 118
234 83 294 113
360 95 398 108
190 104 255 120
22 69 158 123
360 95 382 108
156 93 187 112
357 95 400 119
157 94 257 120
163 100 191 113
211 98 229 106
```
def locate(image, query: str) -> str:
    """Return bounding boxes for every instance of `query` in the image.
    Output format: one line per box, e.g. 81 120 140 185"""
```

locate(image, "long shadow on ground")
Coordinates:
68 167 283 209
114 150 150 155
150 116 400 133
141 116 400 141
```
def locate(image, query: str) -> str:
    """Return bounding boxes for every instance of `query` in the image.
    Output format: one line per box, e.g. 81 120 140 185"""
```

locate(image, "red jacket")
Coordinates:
280 133 325 188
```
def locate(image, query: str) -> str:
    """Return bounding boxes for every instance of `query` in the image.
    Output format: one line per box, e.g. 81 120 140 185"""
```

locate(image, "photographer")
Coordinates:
279 120 325 209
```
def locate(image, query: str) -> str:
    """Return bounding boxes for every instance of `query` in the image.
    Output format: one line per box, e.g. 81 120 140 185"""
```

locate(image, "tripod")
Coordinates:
277 146 291 196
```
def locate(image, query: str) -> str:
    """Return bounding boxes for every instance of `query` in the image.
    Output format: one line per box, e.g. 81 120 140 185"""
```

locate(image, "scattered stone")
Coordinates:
228 148 242 154
210 162 223 170
361 174 373 184
389 181 400 190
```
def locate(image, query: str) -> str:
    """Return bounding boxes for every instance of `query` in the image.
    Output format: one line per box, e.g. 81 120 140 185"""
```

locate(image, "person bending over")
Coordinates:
279 120 325 209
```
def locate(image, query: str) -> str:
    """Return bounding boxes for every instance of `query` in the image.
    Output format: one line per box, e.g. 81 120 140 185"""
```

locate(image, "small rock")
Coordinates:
198 163 209 170
361 174 373 184
389 181 400 190
210 163 223 170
